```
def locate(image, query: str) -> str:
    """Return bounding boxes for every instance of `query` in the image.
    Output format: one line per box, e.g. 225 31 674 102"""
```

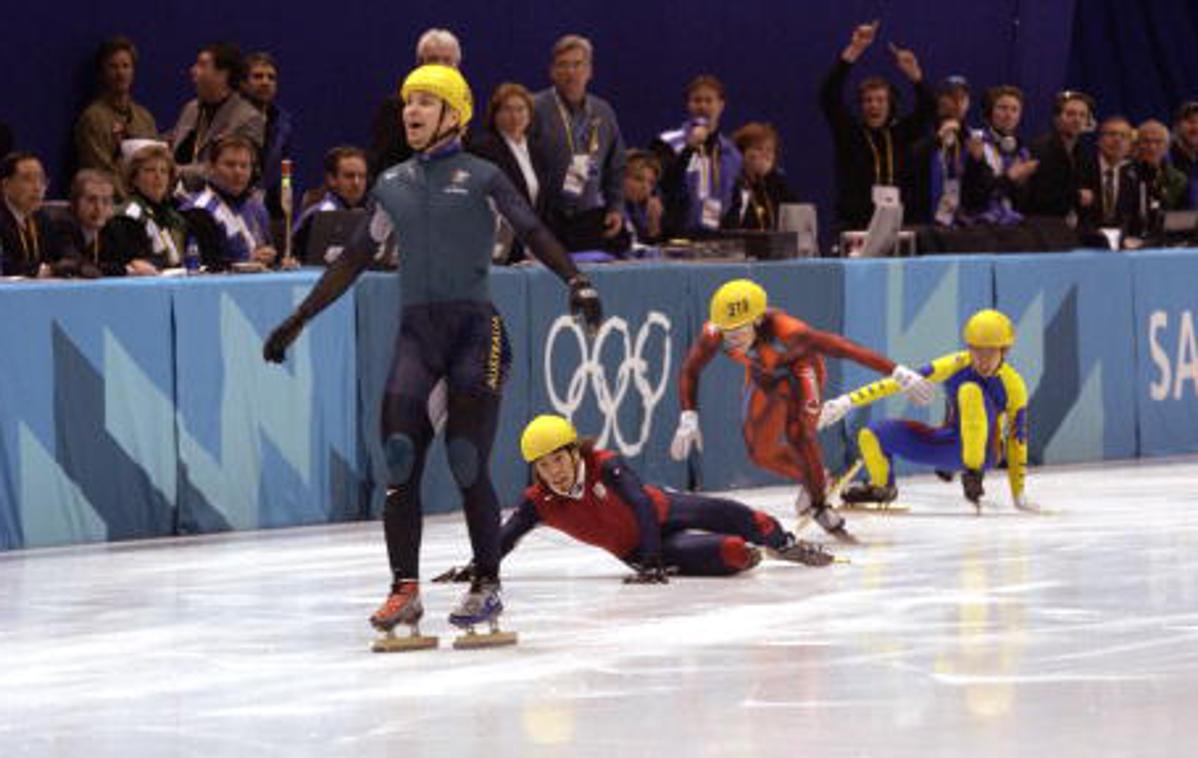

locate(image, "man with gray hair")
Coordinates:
1122 119 1190 243
531 34 626 251
368 28 463 180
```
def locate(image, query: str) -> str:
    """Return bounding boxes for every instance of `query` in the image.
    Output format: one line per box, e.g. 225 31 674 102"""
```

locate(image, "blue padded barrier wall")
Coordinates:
5 251 1198 551
173 272 361 533
838 257 995 476
1131 251 1198 457
527 264 688 494
0 280 177 549
994 253 1138 464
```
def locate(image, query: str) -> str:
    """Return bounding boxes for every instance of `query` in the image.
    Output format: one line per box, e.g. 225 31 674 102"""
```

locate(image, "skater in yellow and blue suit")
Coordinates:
817 309 1035 511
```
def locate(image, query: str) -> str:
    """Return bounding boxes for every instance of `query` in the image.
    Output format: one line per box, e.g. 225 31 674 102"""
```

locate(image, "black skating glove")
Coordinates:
263 312 306 363
431 563 477 583
962 468 985 503
624 555 670 584
568 274 602 337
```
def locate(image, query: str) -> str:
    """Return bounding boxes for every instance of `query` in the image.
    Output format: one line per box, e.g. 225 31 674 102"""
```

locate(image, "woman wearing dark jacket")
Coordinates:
722 122 796 230
469 82 549 263
103 143 189 275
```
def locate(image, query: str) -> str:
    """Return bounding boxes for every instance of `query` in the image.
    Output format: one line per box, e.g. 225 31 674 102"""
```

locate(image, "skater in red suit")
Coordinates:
669 278 934 541
435 415 834 584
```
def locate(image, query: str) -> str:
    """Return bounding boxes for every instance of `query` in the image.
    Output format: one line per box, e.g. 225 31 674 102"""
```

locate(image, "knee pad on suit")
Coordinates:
384 433 416 486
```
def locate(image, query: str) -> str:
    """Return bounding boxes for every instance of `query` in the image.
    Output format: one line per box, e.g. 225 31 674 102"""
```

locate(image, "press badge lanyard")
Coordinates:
554 93 599 157
697 142 722 198
863 128 895 185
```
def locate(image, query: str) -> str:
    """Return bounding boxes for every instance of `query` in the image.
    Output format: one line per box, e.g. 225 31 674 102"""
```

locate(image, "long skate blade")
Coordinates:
837 501 911 514
826 459 864 500
452 630 518 650
371 633 439 653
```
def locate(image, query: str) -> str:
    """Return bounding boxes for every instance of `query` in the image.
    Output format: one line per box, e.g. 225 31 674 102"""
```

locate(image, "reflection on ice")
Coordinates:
2 458 1197 757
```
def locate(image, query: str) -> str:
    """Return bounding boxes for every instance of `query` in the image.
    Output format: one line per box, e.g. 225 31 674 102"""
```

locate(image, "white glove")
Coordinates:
669 410 702 461
892 364 935 406
1013 493 1040 513
817 395 853 430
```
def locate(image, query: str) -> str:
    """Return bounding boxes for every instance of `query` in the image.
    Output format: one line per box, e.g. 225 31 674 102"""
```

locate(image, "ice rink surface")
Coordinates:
3 457 1197 757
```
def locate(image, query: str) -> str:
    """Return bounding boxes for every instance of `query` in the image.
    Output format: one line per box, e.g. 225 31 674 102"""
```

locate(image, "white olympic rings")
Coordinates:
544 312 672 457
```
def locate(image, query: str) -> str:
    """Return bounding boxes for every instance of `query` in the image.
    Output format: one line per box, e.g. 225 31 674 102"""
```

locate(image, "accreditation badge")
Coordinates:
701 197 723 230
563 154 590 198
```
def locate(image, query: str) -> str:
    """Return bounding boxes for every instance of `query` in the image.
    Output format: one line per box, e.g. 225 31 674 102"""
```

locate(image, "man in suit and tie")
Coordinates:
168 42 265 191
1079 115 1135 232
0 152 55 277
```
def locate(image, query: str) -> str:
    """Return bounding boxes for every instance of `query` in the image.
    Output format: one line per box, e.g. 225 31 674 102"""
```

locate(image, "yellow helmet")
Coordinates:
399 64 474 127
709 279 767 330
520 415 579 463
963 309 1015 348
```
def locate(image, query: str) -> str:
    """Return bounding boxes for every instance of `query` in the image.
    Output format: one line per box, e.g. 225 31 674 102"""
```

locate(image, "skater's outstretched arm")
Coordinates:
846 351 963 406
599 456 663 563
817 351 964 429
788 324 897 375
488 172 601 333
434 500 541 583
997 365 1029 503
498 500 542 560
678 325 722 411
262 210 380 362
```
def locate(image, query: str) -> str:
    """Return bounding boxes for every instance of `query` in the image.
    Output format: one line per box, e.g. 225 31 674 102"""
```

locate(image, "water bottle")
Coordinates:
184 238 201 275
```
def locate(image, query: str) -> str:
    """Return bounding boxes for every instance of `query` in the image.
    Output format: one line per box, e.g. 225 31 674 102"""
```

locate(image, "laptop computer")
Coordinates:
777 203 819 257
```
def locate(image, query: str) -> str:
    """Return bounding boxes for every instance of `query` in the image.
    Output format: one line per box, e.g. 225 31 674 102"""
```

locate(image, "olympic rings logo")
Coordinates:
544 312 672 457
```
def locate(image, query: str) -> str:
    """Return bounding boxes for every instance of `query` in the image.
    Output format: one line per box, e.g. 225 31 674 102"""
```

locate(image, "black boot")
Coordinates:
841 481 898 504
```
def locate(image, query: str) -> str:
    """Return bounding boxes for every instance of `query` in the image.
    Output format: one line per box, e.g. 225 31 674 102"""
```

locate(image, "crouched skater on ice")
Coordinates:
819 309 1038 513
435 415 836 586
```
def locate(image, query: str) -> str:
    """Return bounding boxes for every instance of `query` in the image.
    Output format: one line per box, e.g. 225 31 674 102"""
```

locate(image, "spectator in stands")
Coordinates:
470 82 548 263
619 149 664 248
722 122 795 231
292 146 370 260
0 152 54 277
472 83 545 214
74 36 158 187
1079 115 1134 231
104 143 190 275
532 34 626 251
961 85 1037 226
1171 102 1198 208
1122 119 1190 243
916 76 972 226
241 52 295 219
53 169 117 278
181 135 276 271
819 20 936 231
651 75 742 237
168 43 265 191
1022 90 1095 222
368 28 462 181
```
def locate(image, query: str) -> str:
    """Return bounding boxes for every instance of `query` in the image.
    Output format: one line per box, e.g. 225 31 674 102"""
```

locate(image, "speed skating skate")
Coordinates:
796 497 859 544
767 534 838 566
369 581 438 653
449 577 517 650
838 480 911 514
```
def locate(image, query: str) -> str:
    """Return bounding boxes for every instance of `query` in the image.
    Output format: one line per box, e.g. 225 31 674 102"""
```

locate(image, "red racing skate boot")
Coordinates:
370 580 438 653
